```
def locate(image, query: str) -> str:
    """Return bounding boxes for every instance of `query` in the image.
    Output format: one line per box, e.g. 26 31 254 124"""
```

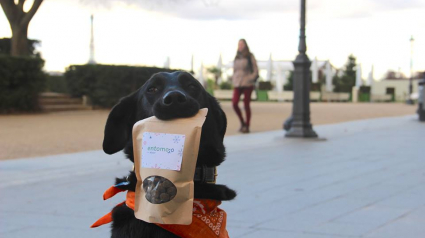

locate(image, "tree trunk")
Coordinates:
1 0 44 56
11 23 29 56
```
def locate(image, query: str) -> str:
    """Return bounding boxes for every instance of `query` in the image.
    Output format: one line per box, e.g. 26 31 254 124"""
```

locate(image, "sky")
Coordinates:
0 0 424 80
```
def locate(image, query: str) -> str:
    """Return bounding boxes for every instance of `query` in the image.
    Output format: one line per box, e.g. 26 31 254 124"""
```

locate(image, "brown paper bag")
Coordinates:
132 108 208 224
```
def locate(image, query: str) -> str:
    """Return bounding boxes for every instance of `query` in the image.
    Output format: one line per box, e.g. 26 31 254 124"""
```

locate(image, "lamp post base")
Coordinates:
419 103 425 122
284 53 318 138
285 123 318 138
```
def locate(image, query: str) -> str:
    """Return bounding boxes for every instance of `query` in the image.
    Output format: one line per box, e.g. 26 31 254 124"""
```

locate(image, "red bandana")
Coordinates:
91 186 229 238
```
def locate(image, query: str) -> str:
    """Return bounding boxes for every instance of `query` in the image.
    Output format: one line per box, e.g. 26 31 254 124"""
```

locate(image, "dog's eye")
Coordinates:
147 87 158 93
188 84 196 90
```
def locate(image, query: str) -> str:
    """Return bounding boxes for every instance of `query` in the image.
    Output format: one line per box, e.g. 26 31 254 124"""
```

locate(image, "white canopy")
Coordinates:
164 57 170 69
190 54 194 72
266 53 273 81
367 65 374 86
356 64 363 87
197 62 205 88
217 54 223 84
311 57 319 83
325 61 333 92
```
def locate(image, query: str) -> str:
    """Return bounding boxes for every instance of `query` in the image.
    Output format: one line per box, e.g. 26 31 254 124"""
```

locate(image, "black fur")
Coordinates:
102 71 236 238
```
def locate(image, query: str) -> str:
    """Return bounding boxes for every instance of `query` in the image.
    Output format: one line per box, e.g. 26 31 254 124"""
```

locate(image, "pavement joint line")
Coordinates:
309 176 423 205
0 159 132 189
322 171 420 197
0 209 95 218
0 227 33 235
252 161 385 194
241 227 359 238
225 138 297 153
285 195 348 214
0 225 93 232
248 160 419 206
308 158 423 192
248 180 423 230
300 230 362 238
360 210 415 237
234 176 420 224
299 183 424 232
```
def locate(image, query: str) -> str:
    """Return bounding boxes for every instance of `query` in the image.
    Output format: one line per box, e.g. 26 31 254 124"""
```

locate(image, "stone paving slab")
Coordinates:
0 115 423 238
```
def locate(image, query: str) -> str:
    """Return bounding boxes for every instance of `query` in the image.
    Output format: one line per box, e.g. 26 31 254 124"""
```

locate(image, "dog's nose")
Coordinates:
162 91 187 106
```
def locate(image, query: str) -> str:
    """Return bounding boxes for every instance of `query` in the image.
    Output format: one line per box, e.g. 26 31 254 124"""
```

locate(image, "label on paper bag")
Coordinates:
141 132 185 171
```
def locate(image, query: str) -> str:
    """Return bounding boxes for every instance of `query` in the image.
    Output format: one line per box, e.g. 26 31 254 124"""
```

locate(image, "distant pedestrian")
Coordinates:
231 39 258 133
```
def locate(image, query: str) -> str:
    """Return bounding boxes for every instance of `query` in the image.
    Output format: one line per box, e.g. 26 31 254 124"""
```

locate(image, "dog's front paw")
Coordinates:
114 171 137 192
194 184 237 201
219 185 237 201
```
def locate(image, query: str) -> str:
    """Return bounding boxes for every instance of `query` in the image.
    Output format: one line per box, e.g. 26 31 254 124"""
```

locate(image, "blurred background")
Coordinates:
0 1 424 237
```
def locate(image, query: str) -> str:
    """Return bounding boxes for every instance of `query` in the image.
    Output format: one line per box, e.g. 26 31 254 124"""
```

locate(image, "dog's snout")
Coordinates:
162 91 187 106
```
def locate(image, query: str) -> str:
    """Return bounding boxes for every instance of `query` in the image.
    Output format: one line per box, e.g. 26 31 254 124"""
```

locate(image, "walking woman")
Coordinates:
232 39 258 133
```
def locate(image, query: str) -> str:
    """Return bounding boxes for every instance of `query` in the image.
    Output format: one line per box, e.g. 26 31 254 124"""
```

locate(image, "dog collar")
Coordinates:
194 166 217 184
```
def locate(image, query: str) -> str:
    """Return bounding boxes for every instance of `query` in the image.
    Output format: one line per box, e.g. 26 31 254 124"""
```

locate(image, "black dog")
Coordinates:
102 71 236 238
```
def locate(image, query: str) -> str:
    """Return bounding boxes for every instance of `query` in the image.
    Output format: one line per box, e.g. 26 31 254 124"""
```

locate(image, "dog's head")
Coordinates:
103 71 227 167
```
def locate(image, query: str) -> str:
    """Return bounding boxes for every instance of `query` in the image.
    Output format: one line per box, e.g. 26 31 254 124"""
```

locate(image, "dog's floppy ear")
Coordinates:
103 92 137 155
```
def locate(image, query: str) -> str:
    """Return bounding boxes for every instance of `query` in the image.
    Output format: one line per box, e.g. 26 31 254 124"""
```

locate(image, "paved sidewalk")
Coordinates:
0 115 424 238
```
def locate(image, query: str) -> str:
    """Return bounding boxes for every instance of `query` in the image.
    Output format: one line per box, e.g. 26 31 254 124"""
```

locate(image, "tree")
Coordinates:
284 71 294 91
0 0 44 56
333 54 356 93
284 70 319 91
0 37 40 57
415 71 425 79
384 70 406 79
207 66 221 87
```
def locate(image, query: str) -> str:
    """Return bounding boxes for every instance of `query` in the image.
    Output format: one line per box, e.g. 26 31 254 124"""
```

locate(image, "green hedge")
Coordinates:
0 56 46 113
45 74 68 93
0 38 41 57
311 82 321 92
65 64 179 108
219 81 232 90
258 81 272 90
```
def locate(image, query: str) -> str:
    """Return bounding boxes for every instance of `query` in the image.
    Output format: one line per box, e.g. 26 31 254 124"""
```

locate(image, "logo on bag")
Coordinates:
142 132 185 171
147 146 174 154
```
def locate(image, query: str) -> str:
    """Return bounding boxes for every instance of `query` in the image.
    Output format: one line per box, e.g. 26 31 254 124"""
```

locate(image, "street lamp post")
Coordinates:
419 76 425 121
285 0 318 138
88 14 96 65
407 35 414 105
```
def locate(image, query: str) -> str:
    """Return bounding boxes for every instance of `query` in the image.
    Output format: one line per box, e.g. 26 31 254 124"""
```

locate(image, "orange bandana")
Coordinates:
91 185 229 238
